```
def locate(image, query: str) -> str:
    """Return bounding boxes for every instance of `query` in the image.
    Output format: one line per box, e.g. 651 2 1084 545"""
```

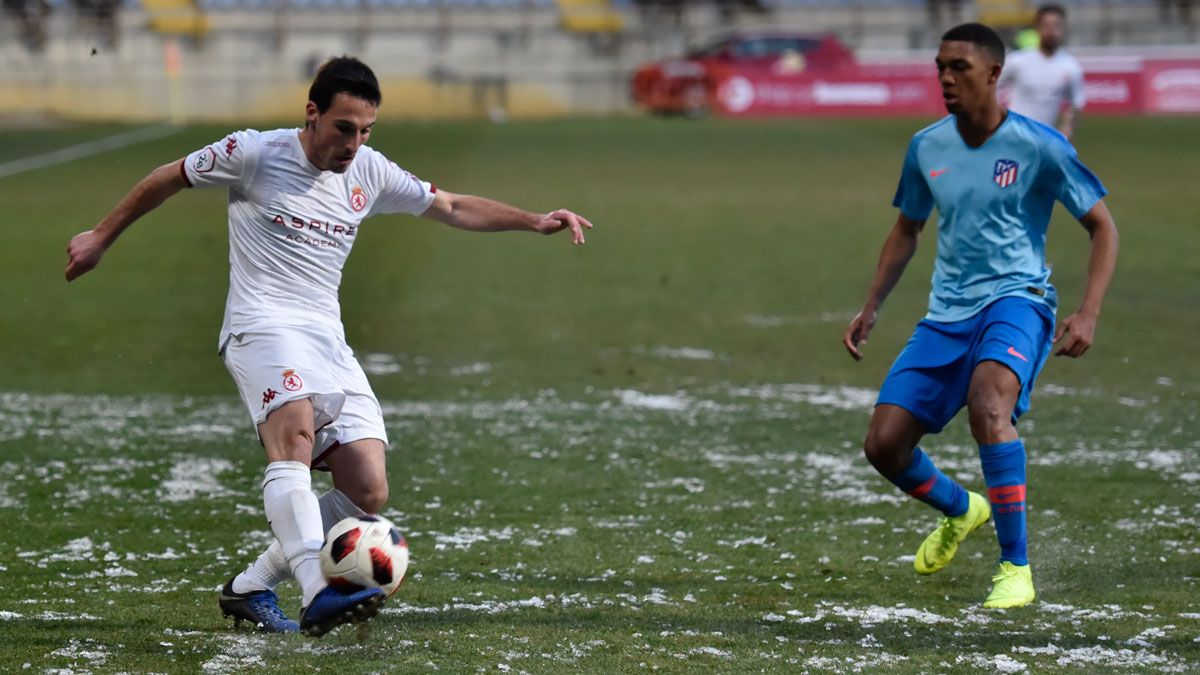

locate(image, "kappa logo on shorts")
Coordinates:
261 388 280 409
282 369 304 392
350 185 368 212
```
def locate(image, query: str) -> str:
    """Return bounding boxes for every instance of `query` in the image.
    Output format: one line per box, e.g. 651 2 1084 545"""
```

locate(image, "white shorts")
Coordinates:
220 324 388 470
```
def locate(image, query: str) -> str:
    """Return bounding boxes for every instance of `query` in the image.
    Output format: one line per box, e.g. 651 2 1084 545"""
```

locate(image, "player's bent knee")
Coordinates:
863 429 910 476
351 482 388 514
333 469 389 514
968 400 1012 444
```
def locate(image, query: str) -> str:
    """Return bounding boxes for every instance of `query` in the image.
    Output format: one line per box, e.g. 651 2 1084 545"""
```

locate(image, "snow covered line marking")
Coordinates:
0 125 182 179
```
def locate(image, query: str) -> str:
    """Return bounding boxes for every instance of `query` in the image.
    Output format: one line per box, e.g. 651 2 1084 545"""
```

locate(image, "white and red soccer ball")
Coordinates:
319 515 409 596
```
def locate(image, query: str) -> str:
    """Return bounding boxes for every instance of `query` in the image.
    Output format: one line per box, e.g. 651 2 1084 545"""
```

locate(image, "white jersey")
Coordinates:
999 48 1086 127
181 128 437 349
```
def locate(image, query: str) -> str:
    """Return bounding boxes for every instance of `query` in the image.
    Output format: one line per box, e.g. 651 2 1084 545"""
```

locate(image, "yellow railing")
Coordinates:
978 0 1034 29
142 0 211 37
557 0 624 34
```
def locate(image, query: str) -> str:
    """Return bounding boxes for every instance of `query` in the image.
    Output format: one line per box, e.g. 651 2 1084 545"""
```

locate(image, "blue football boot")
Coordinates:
218 577 300 633
299 585 386 637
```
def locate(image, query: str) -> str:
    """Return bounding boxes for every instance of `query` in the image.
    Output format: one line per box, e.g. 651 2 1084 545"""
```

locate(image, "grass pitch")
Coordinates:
0 117 1197 672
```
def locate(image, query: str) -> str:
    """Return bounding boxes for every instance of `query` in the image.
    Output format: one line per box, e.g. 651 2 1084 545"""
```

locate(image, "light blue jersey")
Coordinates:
893 111 1107 322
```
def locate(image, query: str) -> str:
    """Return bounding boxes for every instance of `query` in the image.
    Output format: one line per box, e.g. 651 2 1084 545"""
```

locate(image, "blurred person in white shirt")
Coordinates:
999 4 1086 138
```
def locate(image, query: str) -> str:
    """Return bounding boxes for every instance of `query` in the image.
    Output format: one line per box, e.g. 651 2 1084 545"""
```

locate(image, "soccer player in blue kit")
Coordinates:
843 24 1119 608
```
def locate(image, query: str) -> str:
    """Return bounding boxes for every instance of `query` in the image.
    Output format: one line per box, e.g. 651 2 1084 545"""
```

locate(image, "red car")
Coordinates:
631 32 858 117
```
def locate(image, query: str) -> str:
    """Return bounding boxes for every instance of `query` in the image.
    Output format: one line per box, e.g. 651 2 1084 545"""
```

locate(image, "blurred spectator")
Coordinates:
3 0 50 52
999 4 1084 138
926 0 963 28
1158 0 1194 35
73 0 119 49
305 53 325 80
715 0 769 21
633 0 685 26
1015 26 1039 50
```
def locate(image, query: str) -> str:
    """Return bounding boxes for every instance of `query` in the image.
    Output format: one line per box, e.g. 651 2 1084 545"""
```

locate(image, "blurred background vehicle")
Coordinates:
630 31 855 117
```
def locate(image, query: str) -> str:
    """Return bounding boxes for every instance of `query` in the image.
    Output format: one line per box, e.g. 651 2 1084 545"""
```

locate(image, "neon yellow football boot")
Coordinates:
983 561 1036 608
914 491 991 575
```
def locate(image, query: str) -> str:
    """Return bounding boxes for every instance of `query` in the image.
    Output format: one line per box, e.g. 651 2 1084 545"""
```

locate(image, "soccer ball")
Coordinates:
319 515 409 597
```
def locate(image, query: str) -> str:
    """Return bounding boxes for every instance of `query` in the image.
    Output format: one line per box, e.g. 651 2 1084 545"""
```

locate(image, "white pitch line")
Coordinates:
0 124 182 179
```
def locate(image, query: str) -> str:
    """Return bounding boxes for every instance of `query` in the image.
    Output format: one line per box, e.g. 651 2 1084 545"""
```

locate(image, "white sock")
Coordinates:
234 487 367 595
232 541 290 594
262 460 326 607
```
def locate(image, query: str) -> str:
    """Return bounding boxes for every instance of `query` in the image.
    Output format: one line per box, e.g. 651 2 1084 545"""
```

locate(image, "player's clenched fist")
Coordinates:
65 229 109 282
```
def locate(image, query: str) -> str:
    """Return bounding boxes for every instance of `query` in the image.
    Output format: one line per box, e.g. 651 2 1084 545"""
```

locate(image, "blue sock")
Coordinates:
886 447 969 517
979 439 1028 566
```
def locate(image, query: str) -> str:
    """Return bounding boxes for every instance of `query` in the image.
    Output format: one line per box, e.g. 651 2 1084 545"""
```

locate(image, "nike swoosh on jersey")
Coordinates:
1007 346 1029 362
929 169 949 178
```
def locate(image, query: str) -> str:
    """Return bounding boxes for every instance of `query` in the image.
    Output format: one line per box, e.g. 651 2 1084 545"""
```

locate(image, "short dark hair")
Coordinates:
941 23 1006 66
308 56 381 113
1035 3 1066 22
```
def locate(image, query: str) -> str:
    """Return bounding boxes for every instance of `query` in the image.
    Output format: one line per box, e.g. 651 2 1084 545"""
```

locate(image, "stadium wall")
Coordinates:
0 3 1196 123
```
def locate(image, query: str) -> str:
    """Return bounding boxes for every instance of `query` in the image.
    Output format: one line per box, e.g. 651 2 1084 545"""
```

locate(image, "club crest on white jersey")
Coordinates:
181 127 437 350
350 185 368 212
282 368 304 392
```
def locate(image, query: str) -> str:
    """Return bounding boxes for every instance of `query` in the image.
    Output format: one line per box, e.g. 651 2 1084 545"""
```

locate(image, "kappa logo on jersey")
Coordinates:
261 388 280 409
993 159 1019 189
282 369 304 392
350 185 368 212
404 169 436 193
224 136 238 158
193 147 217 174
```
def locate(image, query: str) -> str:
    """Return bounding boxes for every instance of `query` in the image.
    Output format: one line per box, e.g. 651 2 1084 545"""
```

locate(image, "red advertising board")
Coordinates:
714 72 944 117
1142 60 1200 113
711 57 1200 117
1081 71 1142 114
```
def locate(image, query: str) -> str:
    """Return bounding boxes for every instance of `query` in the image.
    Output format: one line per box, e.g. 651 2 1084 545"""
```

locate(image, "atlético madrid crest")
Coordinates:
350 185 368 212
994 159 1019 189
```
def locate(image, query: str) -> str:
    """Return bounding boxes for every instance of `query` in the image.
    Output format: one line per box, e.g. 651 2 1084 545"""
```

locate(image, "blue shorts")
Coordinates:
876 296 1054 434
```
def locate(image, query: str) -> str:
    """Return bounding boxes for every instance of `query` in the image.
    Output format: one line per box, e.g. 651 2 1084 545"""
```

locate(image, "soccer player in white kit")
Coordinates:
999 4 1086 138
64 57 593 637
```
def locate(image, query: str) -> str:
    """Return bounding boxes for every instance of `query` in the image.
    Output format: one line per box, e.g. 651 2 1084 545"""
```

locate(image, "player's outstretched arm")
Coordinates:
1054 200 1118 358
843 213 925 361
420 190 593 245
65 158 189 281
